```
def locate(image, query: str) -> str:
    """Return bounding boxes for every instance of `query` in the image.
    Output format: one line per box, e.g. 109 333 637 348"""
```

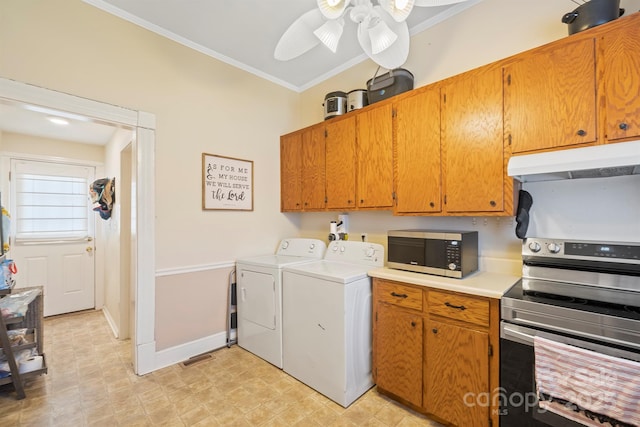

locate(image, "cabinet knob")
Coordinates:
577 129 587 137
411 321 416 327
619 122 629 131
489 200 496 207
432 328 438 334
429 202 435 208
360 199 364 203
348 200 352 204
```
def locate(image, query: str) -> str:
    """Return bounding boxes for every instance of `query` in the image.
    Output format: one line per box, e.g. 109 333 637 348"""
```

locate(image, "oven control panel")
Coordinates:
523 238 640 262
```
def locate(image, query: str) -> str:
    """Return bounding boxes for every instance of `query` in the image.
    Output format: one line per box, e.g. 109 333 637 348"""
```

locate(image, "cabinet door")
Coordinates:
375 303 423 408
301 125 326 210
442 67 504 213
395 87 442 213
280 131 302 211
603 23 640 142
425 320 489 427
505 37 597 153
357 104 394 208
325 115 357 209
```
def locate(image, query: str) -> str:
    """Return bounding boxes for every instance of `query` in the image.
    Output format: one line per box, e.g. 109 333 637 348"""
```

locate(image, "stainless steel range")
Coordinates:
500 238 640 427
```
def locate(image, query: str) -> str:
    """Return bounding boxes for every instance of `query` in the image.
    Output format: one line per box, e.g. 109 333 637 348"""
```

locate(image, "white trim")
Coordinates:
102 306 120 338
0 78 138 126
0 77 156 376
0 151 104 167
154 330 237 372
156 261 235 277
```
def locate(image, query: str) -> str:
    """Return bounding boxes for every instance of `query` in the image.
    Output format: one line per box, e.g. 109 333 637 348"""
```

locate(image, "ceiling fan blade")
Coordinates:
358 7 410 69
414 0 470 6
274 9 324 61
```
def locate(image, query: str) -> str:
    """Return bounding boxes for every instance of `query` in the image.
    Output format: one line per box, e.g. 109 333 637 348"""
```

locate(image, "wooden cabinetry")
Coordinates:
425 290 491 427
442 67 508 214
602 21 640 142
280 124 326 211
373 278 499 427
325 115 357 209
505 37 597 154
394 86 442 214
356 103 394 208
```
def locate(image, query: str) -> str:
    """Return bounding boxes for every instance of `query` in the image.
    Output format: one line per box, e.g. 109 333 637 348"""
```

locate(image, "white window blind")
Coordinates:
11 160 95 242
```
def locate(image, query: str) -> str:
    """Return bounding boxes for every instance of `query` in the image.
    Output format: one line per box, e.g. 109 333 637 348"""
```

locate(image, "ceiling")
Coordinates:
82 0 482 92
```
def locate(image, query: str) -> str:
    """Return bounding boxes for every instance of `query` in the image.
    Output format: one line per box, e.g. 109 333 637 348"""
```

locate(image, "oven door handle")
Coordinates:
501 323 536 345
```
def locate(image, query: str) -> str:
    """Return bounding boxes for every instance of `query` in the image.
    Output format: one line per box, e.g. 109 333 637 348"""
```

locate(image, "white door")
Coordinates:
9 159 96 317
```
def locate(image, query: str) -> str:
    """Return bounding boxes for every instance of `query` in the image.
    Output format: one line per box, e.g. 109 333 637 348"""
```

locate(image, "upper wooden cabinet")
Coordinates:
442 66 507 214
394 86 442 214
602 20 640 142
325 115 357 209
301 125 326 210
280 130 303 211
356 103 394 209
280 124 326 212
504 37 598 154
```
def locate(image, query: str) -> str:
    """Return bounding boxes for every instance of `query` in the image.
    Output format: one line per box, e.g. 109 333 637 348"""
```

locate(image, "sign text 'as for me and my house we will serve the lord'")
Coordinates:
202 153 253 211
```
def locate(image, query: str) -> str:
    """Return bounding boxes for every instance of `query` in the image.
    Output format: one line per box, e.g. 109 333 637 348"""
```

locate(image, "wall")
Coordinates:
0 1 301 358
0 131 105 163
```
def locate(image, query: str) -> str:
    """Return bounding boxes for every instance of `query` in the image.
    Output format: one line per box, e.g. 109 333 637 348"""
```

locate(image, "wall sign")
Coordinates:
202 153 253 211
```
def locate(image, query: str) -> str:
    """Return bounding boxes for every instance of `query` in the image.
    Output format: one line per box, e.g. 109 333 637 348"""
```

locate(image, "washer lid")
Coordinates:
283 260 371 284
237 254 322 269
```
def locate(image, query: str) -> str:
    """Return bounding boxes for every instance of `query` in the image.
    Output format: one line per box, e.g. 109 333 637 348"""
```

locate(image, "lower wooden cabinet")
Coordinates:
373 278 499 427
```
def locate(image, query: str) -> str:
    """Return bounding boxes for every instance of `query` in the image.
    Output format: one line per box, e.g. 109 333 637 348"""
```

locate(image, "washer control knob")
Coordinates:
448 263 457 270
309 243 315 250
528 241 541 253
548 243 561 254
340 245 346 253
332 244 339 252
281 240 289 249
366 247 375 257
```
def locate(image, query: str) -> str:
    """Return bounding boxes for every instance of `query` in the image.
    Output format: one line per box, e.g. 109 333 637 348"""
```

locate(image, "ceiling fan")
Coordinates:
274 0 471 69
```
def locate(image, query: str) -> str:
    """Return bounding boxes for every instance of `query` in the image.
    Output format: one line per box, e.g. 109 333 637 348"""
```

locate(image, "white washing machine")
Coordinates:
236 238 326 369
282 240 384 407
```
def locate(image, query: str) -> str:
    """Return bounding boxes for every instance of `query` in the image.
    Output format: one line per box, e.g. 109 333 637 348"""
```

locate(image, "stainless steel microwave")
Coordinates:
387 230 478 278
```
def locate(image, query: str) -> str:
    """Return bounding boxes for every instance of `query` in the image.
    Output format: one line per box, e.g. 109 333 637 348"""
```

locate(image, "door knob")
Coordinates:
86 247 93 253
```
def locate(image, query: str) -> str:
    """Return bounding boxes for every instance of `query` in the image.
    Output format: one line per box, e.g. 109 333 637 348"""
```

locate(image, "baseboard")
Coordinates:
154 329 237 371
101 307 120 338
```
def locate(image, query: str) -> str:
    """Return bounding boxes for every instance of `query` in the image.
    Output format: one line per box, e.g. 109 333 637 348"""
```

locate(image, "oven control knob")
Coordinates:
528 241 541 253
548 243 561 253
448 263 457 270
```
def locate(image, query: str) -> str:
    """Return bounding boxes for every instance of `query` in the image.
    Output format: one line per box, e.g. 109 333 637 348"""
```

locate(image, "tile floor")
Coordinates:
0 310 444 426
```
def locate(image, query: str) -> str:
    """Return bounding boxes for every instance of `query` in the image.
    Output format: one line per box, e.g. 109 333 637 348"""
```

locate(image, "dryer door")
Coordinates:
239 270 276 330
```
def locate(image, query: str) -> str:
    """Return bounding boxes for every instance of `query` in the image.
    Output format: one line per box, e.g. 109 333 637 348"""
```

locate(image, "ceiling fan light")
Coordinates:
317 0 350 19
313 19 344 53
369 21 398 54
414 0 469 6
380 0 415 22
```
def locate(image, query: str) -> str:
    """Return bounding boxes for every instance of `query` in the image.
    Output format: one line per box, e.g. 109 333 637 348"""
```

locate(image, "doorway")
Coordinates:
9 159 97 317
0 77 156 374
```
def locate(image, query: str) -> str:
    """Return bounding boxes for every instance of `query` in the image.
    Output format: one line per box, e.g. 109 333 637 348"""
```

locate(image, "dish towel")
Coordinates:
534 336 640 427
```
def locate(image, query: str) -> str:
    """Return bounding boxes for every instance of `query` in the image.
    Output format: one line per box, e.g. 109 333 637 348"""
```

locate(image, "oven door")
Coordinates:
500 321 640 427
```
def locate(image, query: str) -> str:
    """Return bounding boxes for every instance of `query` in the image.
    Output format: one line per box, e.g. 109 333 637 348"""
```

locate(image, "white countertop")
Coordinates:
367 267 521 299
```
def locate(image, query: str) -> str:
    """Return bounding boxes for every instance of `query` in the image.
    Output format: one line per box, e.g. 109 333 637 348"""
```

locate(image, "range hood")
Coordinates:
508 140 640 182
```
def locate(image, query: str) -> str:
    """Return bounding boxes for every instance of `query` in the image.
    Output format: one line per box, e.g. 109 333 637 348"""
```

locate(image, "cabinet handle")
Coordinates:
444 302 466 311
390 292 408 298
619 122 628 131
577 129 587 137
432 328 438 334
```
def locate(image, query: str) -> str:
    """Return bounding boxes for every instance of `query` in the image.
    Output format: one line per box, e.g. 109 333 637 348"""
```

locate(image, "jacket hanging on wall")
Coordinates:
89 177 115 220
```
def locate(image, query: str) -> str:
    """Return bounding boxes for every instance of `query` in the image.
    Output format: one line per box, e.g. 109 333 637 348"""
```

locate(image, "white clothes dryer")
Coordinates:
282 240 384 407
236 238 326 369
